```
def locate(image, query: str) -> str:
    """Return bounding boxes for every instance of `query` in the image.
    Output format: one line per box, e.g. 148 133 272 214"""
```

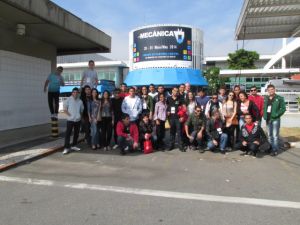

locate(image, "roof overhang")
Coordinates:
235 0 300 40
220 68 300 77
0 0 111 55
124 68 208 86
58 61 128 68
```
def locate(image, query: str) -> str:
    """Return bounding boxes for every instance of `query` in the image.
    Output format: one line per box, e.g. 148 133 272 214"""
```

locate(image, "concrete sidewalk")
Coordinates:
0 138 65 171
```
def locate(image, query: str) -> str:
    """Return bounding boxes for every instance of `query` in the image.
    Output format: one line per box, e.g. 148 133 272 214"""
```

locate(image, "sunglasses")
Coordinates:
250 89 257 92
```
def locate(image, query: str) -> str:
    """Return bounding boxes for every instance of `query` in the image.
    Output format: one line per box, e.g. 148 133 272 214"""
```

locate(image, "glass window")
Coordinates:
69 74 74 81
254 78 261 82
109 72 116 81
262 77 269 82
75 73 81 81
62 73 69 81
246 78 253 82
97 72 105 80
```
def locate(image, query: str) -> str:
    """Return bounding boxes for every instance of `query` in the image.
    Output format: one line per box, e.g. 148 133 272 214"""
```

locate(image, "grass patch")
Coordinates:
280 128 300 142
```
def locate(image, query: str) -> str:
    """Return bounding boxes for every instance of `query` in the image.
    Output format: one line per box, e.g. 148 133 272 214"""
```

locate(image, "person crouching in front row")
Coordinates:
139 113 155 152
116 113 139 155
206 110 228 154
235 113 264 157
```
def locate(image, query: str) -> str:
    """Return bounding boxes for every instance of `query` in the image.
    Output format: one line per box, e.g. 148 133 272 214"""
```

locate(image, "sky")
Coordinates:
52 0 283 60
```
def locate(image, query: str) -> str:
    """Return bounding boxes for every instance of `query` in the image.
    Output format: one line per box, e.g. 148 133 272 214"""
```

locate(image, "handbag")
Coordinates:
143 140 153 154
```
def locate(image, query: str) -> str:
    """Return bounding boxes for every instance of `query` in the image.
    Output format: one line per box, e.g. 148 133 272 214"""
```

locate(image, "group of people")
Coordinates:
44 61 286 157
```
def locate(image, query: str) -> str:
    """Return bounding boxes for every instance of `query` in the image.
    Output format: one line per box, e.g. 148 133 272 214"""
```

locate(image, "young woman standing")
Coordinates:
186 91 197 115
222 91 237 149
100 90 114 151
88 88 101 150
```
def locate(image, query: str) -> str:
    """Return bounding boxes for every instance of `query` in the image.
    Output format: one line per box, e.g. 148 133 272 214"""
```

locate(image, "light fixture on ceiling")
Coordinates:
16 24 25 36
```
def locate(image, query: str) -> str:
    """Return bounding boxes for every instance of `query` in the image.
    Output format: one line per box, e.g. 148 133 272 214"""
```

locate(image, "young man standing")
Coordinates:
63 88 84 155
119 82 129 98
263 84 286 156
195 89 210 112
148 84 158 99
184 82 191 94
178 83 186 102
80 60 98 89
248 85 264 124
218 86 227 103
44 66 65 119
112 88 124 149
167 87 184 151
205 93 223 119
121 87 142 122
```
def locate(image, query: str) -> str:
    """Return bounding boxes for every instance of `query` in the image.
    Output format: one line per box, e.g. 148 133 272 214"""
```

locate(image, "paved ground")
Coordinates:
0 113 299 225
1 144 300 225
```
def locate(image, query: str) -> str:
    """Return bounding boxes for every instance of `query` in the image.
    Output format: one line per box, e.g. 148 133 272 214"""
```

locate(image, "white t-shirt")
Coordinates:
82 69 98 88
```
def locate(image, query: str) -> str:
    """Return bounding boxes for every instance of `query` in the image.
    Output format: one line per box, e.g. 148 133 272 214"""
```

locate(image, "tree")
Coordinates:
203 67 229 94
227 49 259 69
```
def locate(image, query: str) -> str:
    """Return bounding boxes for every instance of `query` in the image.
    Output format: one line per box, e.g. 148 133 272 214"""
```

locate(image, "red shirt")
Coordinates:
249 95 264 117
119 92 129 98
245 123 255 133
116 121 139 143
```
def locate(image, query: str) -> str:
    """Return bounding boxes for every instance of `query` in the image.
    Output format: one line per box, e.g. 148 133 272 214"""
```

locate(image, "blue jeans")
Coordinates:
190 131 203 146
90 122 99 145
267 119 280 152
207 133 228 151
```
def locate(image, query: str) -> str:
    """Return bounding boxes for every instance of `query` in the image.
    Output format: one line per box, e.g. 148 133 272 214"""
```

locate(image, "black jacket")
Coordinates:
139 120 153 141
240 123 264 143
206 118 225 140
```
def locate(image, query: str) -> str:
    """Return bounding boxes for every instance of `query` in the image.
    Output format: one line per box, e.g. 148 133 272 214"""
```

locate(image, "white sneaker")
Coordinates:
71 146 81 151
62 148 69 155
103 146 107 151
113 144 119 149
124 146 129 151
107 146 111 151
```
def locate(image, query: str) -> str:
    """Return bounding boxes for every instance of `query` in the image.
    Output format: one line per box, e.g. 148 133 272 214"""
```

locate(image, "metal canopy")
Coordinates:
235 0 300 40
0 0 111 55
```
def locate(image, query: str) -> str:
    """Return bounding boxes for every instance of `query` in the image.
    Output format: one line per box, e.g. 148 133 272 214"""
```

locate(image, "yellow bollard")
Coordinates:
51 117 59 137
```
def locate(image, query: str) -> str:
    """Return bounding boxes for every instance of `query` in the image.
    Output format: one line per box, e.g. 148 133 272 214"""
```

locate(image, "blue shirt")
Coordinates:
47 73 64 92
195 95 210 111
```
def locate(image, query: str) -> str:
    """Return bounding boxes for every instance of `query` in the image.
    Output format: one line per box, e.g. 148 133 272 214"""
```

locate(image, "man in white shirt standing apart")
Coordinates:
63 87 84 155
80 60 98 89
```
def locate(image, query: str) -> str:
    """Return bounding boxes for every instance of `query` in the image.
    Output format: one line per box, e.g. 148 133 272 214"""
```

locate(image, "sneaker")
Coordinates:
106 146 111 151
62 148 69 155
270 151 278 157
120 149 126 155
124 146 129 151
179 145 186 152
71 146 81 151
199 149 205 153
220 150 226 154
168 145 174 151
113 144 119 150
103 147 108 151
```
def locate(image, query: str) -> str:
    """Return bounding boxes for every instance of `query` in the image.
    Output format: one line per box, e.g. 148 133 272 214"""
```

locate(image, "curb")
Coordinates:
0 137 84 172
0 145 63 172
290 142 300 149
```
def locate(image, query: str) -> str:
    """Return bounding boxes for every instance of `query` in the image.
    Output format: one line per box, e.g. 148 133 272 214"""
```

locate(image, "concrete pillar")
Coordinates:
281 38 287 69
